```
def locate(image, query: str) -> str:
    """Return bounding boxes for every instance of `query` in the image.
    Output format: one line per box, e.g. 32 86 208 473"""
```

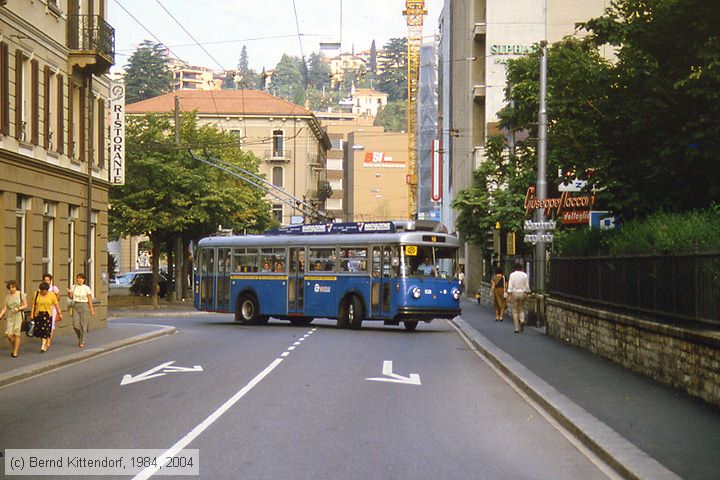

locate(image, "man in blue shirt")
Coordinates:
417 257 436 276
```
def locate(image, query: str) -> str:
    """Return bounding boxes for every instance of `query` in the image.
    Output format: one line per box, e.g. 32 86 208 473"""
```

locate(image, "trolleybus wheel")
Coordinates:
289 317 313 326
236 293 266 325
339 295 363 330
404 320 418 332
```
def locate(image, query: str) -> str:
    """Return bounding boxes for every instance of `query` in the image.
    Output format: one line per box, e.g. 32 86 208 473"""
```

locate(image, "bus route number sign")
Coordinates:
405 246 418 256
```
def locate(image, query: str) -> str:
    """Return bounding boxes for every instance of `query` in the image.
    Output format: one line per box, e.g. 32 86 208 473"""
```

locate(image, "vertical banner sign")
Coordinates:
109 82 126 185
431 139 442 202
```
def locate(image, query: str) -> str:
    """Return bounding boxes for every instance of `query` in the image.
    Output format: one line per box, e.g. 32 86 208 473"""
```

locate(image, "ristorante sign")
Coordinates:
524 186 597 224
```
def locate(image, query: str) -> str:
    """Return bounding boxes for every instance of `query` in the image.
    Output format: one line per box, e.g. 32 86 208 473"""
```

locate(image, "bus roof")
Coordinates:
197 231 460 249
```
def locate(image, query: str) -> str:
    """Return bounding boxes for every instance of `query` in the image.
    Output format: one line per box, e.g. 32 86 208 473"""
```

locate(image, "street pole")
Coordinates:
535 42 548 290
173 96 183 300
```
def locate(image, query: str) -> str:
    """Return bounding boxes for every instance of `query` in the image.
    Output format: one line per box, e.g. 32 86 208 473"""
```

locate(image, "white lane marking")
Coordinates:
281 352 290 357
366 360 421 386
133 328 315 480
293 342 301 346
448 321 622 480
287 346 296 351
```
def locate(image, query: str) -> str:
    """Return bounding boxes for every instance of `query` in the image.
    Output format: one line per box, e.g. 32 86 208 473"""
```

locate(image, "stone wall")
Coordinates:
546 297 720 407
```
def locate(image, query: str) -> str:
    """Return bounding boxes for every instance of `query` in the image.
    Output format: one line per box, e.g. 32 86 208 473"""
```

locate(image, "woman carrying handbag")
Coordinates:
32 282 62 353
0 280 28 358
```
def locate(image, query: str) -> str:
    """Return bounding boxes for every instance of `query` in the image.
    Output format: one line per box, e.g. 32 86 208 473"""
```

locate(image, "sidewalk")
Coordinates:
0 319 176 389
454 298 720 480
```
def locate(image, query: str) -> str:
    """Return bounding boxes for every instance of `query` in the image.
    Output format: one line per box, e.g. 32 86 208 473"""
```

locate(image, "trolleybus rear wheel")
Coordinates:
339 295 362 330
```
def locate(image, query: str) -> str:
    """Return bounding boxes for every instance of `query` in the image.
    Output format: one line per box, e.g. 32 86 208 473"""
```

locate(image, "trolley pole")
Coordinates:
535 42 548 290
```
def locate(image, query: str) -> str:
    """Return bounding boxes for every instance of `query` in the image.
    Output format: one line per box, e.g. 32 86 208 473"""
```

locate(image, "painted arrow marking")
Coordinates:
366 360 421 386
121 361 203 386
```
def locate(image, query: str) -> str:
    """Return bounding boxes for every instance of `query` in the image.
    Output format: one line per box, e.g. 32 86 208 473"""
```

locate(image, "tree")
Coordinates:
271 54 305 104
373 100 407 132
305 87 341 111
110 113 273 303
369 40 378 77
579 0 720 217
377 37 407 101
124 40 173 104
307 52 331 89
236 45 260 89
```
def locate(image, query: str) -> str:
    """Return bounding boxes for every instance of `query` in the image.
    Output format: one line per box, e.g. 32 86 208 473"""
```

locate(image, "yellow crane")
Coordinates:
403 0 427 219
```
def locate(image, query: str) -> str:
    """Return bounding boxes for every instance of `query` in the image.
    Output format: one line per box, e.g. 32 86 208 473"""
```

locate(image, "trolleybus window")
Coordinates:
260 248 285 272
308 248 336 272
339 247 368 272
233 248 258 272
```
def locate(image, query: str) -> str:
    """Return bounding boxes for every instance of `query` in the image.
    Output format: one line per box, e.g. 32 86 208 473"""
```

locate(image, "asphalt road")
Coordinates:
1 315 617 480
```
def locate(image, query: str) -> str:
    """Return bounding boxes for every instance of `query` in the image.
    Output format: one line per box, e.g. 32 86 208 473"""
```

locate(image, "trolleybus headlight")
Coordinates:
452 288 461 300
412 287 422 299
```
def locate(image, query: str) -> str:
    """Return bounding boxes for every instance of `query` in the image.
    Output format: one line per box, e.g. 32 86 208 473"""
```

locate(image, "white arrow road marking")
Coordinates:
121 361 203 386
366 360 421 386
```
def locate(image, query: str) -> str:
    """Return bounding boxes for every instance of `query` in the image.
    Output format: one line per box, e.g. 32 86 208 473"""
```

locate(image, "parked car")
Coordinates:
112 271 169 297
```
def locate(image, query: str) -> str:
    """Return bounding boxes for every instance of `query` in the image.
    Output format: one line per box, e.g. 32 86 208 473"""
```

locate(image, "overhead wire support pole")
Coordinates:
535 41 548 290
403 1 427 220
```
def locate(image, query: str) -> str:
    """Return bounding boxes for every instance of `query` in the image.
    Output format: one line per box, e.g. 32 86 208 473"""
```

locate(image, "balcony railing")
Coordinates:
67 14 115 73
264 149 292 162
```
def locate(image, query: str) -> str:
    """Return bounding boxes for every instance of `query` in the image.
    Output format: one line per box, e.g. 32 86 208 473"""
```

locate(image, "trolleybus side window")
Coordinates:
233 248 258 273
308 247 336 272
200 248 215 308
260 248 285 272
339 247 368 272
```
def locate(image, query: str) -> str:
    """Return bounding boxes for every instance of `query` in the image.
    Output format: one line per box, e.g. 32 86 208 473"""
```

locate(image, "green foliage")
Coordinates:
110 113 273 245
451 135 535 245
373 100 406 132
271 54 305 104
305 87 341 111
232 45 260 89
307 52 331 89
123 40 173 104
554 206 720 255
377 37 408 101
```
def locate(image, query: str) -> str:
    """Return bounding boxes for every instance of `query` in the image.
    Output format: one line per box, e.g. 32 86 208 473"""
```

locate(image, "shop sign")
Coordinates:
109 82 125 185
524 186 596 218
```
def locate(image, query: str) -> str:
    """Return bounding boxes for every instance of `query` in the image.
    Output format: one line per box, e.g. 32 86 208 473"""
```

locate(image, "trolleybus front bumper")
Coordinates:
396 307 462 321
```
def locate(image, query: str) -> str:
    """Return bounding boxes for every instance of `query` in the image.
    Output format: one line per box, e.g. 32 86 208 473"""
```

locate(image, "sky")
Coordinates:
108 0 445 74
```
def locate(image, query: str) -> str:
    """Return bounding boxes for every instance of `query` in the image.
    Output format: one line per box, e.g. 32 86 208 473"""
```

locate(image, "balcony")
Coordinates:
473 22 487 39
67 14 115 74
264 149 292 162
473 84 487 99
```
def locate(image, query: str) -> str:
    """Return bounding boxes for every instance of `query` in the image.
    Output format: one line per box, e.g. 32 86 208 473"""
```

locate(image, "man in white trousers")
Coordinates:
507 262 531 333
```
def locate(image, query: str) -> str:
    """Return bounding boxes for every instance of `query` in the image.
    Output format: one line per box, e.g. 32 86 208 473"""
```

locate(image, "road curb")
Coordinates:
451 316 681 480
0 326 177 389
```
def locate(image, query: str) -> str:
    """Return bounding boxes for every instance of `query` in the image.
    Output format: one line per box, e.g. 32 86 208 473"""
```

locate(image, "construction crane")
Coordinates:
403 0 427 220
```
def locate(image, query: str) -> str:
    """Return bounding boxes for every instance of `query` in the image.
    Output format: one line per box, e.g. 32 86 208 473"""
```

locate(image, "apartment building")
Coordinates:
438 0 610 291
345 131 409 222
168 59 219 91
0 0 114 328
126 90 331 225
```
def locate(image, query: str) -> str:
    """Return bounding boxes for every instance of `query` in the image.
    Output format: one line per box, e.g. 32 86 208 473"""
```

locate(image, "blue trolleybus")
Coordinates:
194 222 462 331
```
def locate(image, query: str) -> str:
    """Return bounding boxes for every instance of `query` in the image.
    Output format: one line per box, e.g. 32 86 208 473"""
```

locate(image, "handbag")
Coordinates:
25 318 35 337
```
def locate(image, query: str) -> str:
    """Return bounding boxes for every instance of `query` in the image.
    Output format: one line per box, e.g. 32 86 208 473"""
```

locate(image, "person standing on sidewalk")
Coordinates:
32 282 61 352
490 266 507 321
507 262 530 333
0 280 28 358
42 274 60 349
67 273 94 348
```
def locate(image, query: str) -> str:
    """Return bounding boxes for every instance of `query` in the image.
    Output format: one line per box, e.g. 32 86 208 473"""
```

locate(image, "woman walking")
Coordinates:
67 273 94 348
490 266 506 321
32 282 61 352
42 273 60 349
0 280 28 358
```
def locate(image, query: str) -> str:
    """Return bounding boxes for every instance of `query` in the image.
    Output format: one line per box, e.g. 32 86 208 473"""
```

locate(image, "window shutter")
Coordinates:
43 66 51 149
56 74 64 154
0 42 8 135
31 59 39 145
14 50 23 140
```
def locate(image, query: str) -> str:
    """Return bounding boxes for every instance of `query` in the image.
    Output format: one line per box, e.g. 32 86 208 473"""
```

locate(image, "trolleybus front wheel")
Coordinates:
236 293 268 325
404 320 418 332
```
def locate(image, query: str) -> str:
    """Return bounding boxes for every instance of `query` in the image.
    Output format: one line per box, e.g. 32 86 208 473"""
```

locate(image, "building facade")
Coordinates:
350 87 388 118
345 131 409 222
168 60 219 92
438 0 610 292
126 90 331 226
0 0 114 328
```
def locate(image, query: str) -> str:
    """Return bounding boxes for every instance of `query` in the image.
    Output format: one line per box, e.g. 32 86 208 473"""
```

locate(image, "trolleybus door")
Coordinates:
371 246 392 317
217 248 231 312
287 247 305 314
199 248 216 311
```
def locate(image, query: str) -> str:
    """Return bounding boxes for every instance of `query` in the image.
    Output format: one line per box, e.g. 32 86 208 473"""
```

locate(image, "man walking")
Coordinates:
507 262 531 333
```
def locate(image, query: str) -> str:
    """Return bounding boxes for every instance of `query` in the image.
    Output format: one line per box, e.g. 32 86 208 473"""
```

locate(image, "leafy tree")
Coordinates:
305 87 341 111
373 100 407 132
307 52 331 89
110 113 273 302
221 72 235 90
579 0 720 217
271 54 305 104
124 40 173 104
377 37 407 101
